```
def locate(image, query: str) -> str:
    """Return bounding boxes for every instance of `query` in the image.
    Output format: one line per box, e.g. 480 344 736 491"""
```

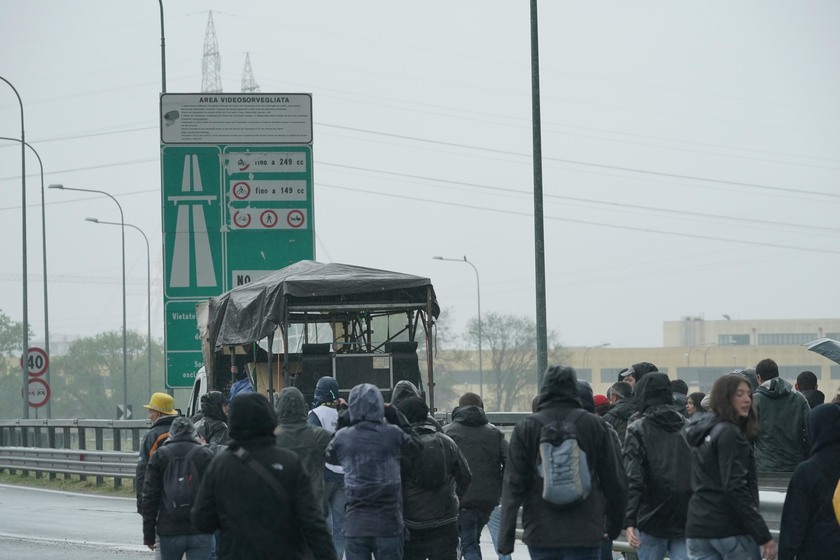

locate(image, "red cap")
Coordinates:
594 394 609 408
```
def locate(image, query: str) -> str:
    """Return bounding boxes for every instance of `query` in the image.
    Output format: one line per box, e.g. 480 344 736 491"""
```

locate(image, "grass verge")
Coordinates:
0 470 134 498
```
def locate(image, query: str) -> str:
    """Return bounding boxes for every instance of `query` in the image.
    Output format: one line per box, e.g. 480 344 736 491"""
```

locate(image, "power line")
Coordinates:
315 181 840 256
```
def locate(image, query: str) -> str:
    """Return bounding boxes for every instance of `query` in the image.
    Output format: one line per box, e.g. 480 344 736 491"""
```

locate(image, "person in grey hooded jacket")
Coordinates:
753 358 811 472
275 386 332 506
326 383 422 560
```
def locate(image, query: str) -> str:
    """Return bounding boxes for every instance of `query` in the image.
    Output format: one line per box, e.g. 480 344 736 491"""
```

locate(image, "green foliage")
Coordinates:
0 310 30 418
0 309 165 419
49 331 165 419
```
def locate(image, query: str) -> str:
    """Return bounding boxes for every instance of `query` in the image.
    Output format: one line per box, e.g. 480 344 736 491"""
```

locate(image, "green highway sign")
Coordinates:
161 94 314 388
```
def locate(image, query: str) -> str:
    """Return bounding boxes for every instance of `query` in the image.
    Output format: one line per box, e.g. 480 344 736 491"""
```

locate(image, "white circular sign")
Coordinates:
27 378 50 408
20 347 49 377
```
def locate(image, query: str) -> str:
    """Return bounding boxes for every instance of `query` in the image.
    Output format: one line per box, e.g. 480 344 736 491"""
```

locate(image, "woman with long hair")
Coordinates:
684 374 776 560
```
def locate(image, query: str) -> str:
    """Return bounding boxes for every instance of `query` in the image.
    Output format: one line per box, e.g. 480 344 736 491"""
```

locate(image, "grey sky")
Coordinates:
0 1 838 351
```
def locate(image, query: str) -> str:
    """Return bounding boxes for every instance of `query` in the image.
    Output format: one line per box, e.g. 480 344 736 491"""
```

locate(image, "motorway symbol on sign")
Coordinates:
20 347 49 377
168 154 218 289
27 378 50 408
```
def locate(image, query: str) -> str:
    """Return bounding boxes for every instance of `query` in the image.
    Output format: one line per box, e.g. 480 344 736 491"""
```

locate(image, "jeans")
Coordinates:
526 545 601 560
345 535 404 560
599 536 614 560
686 535 760 560
637 531 688 560
324 470 347 559
405 523 459 560
458 507 492 560
485 506 511 560
158 533 213 560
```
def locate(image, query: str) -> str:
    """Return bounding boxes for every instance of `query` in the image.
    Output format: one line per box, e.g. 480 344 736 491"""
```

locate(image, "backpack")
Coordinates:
534 408 592 509
408 431 449 489
159 444 202 522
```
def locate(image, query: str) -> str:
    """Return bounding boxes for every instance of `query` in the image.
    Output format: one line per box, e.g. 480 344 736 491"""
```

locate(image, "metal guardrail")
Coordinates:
0 446 138 487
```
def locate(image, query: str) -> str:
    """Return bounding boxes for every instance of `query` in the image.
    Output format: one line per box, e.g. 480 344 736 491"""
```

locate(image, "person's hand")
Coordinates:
230 365 238 374
625 526 640 549
760 539 777 560
144 538 155 551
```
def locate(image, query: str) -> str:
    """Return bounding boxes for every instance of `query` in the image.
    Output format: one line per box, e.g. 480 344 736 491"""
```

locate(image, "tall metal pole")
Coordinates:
1 136 49 418
87 218 152 396
0 77 29 419
50 185 128 418
433 255 483 401
529 1 548 387
158 0 167 93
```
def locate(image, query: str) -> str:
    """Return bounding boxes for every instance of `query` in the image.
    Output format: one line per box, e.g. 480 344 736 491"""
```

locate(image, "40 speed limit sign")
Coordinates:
20 347 49 377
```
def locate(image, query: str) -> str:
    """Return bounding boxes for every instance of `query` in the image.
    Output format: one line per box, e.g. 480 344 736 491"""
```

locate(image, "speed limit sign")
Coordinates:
20 347 49 377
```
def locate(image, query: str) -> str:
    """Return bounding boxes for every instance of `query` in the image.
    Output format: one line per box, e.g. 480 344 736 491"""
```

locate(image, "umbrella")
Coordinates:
804 338 840 366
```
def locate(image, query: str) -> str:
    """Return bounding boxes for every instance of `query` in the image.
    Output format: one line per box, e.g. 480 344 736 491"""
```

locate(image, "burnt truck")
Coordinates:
186 260 440 416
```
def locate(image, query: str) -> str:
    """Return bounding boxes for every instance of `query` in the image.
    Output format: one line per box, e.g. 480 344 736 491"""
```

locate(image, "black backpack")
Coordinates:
408 432 448 489
158 444 202 522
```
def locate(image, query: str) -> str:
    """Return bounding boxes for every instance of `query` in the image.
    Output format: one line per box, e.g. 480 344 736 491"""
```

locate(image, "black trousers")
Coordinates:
404 522 459 560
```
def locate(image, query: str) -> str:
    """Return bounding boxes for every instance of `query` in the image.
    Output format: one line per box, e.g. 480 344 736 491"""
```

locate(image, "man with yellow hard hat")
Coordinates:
135 392 179 512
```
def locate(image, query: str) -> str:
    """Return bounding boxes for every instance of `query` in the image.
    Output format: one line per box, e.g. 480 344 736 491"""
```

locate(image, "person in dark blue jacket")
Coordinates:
779 402 840 560
326 383 422 560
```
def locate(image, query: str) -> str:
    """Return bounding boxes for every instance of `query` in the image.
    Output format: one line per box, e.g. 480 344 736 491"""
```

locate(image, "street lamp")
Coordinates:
582 343 610 368
433 255 483 401
0 76 30 419
49 184 128 418
86 218 151 397
0 136 50 418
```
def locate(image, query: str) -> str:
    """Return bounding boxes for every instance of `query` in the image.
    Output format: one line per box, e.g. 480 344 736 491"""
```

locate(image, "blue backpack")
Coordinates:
534 408 592 509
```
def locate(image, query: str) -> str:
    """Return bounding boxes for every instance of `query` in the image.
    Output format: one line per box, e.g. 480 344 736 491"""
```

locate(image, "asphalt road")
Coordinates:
0 483 532 559
0 484 147 559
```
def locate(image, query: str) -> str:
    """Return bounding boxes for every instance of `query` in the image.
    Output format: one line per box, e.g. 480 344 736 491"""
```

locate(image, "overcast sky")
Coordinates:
1 1 838 351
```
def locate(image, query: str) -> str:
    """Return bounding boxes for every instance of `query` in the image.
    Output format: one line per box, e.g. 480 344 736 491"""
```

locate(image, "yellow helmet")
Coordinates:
143 392 177 415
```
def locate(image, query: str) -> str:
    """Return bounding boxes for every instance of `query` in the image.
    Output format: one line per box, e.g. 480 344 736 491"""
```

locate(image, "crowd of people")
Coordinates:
132 358 840 560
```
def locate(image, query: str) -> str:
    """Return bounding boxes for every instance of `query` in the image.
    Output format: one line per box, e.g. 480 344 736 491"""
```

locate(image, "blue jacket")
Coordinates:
325 383 421 537
229 377 254 401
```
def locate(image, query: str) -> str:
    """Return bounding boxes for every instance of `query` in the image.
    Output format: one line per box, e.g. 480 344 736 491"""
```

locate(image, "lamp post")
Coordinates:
582 343 610 368
0 136 50 418
0 76 29 418
433 255 483 400
158 0 167 92
86 218 151 397
50 184 128 418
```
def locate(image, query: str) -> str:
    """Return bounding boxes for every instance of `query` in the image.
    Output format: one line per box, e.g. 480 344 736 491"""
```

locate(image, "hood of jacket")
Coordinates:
200 391 228 422
396 396 429 424
636 373 673 413
577 381 595 413
167 416 200 443
349 383 385 423
535 365 581 411
808 402 840 455
390 380 422 407
275 387 308 425
228 392 277 442
313 376 339 407
685 412 724 447
756 376 793 400
451 405 489 427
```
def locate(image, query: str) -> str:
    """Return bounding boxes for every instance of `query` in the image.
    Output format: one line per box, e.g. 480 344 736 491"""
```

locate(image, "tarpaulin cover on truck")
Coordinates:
207 260 440 352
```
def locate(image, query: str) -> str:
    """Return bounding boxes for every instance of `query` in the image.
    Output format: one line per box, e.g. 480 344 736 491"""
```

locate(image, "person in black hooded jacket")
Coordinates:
623 373 691 560
779 402 840 560
141 416 215 556
498 365 627 558
192 392 335 560
685 375 776 560
443 392 507 560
